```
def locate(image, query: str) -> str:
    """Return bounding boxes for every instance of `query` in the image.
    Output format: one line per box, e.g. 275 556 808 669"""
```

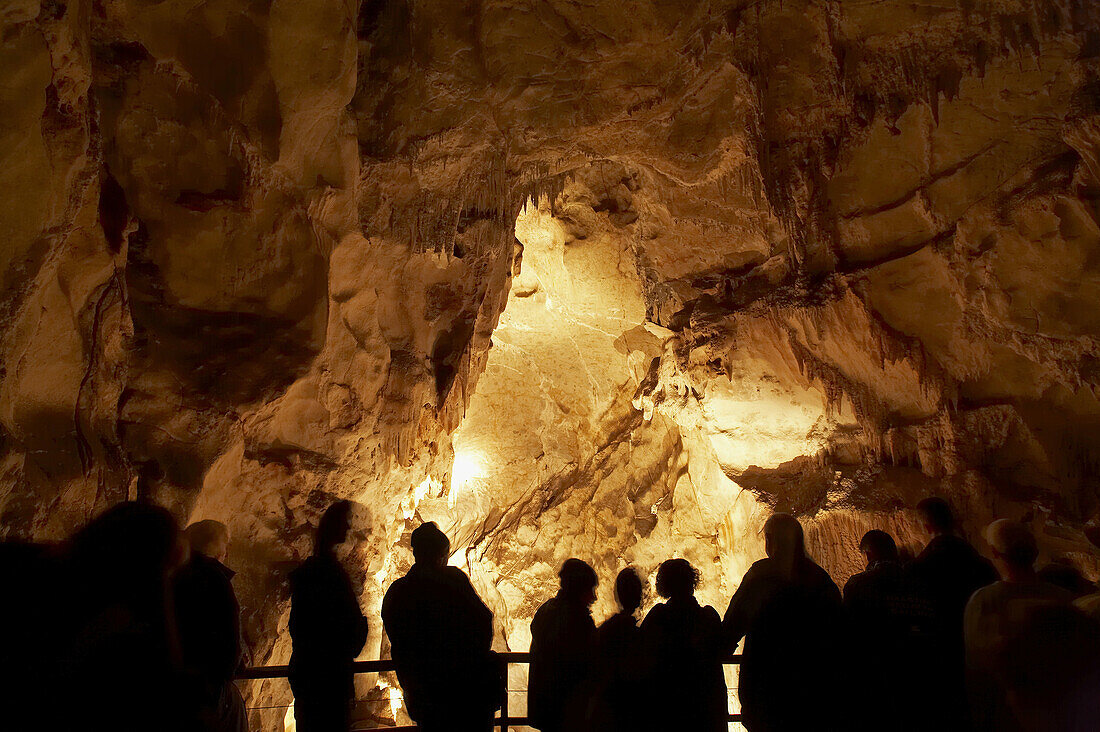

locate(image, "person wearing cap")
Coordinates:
381 522 498 731
964 519 1073 731
528 558 599 732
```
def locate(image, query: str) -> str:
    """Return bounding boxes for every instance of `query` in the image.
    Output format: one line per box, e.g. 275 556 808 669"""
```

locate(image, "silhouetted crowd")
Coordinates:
1 503 249 732
4 496 1100 732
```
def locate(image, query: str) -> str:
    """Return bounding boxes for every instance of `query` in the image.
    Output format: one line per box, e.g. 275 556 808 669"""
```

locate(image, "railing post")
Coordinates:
240 653 737 729
498 654 509 732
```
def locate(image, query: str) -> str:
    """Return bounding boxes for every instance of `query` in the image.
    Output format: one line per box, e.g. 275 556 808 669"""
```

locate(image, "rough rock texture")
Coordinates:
3 0 1100 727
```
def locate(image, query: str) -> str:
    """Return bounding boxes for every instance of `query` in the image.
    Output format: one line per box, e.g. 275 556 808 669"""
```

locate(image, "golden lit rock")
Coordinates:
3 0 1100 727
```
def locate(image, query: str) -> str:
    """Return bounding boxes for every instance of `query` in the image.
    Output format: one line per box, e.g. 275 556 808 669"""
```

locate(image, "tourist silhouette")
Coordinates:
908 497 997 730
1035 556 1094 598
723 513 844 732
589 568 644 732
988 601 1100 731
528 558 598 732
58 501 193 732
640 559 727 732
965 519 1075 732
1074 528 1100 622
1 539 64 732
381 521 499 732
843 529 936 732
174 520 247 732
288 501 368 732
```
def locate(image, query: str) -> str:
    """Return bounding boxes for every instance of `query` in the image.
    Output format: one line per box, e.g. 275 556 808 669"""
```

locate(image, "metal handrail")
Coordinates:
238 652 744 728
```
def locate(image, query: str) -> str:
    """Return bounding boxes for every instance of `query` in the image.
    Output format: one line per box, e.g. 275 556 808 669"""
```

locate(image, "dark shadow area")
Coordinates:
382 521 499 732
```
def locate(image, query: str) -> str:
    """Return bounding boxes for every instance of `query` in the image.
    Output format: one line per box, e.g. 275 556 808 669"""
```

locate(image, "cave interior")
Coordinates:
3 0 1100 728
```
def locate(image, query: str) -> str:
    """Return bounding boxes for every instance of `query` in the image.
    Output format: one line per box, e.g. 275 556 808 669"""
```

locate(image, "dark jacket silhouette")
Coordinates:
1 542 64 732
641 587 727 730
589 569 644 732
381 522 497 731
175 550 241 688
909 533 997 729
844 557 936 731
911 534 998 639
58 502 194 732
528 559 598 732
289 502 368 732
724 514 843 732
174 543 247 732
590 613 642 732
965 519 1080 732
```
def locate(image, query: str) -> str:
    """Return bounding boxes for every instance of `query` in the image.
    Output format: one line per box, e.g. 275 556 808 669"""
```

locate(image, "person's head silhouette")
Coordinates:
764 513 805 576
558 558 598 607
916 497 955 538
1037 557 1093 597
655 558 698 601
615 567 643 614
411 521 451 567
858 529 898 568
985 519 1038 580
185 520 229 564
68 501 183 608
315 500 353 556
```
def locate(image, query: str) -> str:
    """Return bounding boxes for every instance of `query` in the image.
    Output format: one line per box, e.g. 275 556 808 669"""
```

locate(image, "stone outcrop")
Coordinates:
3 0 1100 726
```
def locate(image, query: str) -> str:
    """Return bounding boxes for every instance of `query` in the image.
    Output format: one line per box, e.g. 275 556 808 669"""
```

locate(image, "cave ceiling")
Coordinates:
3 0 1100 716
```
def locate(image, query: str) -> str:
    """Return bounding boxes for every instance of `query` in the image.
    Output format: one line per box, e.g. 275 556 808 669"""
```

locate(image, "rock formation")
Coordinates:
3 0 1100 726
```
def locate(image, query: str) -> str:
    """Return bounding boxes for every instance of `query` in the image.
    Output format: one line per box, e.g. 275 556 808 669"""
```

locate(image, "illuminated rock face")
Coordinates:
3 0 1100 727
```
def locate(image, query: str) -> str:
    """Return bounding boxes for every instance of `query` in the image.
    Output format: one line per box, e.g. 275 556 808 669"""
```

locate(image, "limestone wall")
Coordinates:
3 0 1100 727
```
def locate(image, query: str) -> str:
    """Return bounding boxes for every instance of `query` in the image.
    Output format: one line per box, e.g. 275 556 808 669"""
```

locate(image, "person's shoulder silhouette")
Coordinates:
528 558 598 732
723 513 842 732
597 568 643 658
966 519 1078 732
844 529 938 732
1036 557 1094 598
843 530 922 620
174 519 248 732
640 559 726 731
59 501 193 732
910 498 998 592
288 501 367 732
382 521 497 732
591 569 644 732
175 521 240 684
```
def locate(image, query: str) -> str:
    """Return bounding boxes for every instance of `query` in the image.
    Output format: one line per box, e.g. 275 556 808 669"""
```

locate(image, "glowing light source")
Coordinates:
451 452 484 486
449 452 484 507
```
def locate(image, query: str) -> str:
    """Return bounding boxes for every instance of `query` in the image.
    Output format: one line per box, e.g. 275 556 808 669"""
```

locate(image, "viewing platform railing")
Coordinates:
238 653 743 729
